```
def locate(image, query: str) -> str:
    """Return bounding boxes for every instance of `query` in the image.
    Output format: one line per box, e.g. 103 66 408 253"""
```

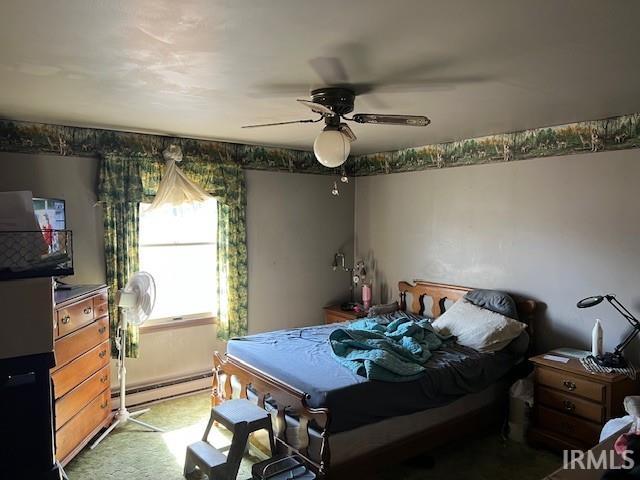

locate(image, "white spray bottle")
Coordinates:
592 318 603 357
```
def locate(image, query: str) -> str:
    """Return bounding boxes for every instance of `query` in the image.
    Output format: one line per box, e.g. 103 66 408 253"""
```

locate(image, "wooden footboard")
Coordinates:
212 351 331 476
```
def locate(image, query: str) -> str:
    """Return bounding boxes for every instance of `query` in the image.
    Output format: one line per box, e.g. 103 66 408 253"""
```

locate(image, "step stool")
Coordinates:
184 399 276 480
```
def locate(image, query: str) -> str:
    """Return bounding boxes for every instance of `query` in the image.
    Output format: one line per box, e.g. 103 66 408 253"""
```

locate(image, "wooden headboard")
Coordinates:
398 280 537 325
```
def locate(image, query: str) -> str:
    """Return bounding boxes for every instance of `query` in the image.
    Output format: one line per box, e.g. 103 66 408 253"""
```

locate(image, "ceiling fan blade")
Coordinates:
247 83 318 98
338 123 357 142
242 118 321 129
363 75 492 94
309 57 349 85
375 58 458 85
351 114 431 127
296 99 336 116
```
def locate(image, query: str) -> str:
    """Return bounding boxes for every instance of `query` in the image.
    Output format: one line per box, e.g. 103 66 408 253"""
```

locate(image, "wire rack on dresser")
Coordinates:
52 285 112 466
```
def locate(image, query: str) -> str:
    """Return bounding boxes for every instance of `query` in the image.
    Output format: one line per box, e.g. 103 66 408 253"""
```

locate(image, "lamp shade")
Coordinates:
577 296 605 308
313 129 350 168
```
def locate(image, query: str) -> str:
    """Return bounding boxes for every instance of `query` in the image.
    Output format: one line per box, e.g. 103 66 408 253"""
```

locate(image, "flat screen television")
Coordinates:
32 197 66 252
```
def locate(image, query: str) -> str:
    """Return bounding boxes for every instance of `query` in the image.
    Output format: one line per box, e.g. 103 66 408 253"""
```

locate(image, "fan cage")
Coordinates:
0 230 74 281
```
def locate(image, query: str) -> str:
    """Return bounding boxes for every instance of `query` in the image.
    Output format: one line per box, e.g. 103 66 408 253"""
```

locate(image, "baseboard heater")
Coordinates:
110 371 213 410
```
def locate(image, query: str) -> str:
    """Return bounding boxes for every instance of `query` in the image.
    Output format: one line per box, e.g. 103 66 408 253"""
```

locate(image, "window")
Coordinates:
139 199 218 322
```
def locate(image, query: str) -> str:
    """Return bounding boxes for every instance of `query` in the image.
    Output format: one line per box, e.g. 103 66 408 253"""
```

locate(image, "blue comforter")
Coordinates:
329 316 451 381
226 313 525 433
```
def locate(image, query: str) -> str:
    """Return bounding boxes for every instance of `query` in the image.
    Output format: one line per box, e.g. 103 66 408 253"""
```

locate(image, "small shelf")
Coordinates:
0 230 74 281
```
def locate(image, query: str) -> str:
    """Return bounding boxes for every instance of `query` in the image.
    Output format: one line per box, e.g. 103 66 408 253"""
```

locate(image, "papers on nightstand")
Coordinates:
543 354 570 363
550 347 591 359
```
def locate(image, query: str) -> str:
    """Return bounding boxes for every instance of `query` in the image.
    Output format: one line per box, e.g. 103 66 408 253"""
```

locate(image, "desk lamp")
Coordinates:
577 294 640 368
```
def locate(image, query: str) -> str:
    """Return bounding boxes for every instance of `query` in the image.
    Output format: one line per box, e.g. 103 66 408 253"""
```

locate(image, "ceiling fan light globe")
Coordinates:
314 130 350 168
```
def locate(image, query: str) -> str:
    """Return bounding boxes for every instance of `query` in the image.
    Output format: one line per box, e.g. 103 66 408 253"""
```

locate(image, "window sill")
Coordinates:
140 316 217 334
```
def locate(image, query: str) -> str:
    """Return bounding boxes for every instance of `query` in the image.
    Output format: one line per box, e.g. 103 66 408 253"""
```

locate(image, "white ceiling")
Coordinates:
0 0 639 155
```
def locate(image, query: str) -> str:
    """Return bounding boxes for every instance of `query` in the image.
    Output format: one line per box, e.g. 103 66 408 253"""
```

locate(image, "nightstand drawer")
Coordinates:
325 311 351 324
536 405 601 446
323 305 365 324
536 367 605 402
537 386 604 423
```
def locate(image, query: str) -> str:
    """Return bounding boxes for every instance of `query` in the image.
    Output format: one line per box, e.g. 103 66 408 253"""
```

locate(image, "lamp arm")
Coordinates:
615 327 640 355
606 295 640 327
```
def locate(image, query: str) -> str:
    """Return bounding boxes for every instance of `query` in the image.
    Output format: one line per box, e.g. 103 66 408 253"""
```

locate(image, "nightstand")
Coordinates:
529 353 640 451
323 304 366 324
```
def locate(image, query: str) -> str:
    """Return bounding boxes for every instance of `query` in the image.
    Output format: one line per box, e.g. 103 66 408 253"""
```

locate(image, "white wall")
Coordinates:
0 153 355 386
246 170 354 332
354 149 640 356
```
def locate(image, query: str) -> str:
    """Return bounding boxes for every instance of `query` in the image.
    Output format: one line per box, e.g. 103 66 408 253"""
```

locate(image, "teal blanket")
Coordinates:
329 316 451 382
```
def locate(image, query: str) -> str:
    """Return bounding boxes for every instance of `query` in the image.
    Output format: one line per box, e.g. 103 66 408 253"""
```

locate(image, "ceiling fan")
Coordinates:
243 87 430 167
242 45 490 168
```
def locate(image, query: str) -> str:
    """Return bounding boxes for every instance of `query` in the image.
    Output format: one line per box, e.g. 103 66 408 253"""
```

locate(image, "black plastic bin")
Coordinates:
252 455 317 480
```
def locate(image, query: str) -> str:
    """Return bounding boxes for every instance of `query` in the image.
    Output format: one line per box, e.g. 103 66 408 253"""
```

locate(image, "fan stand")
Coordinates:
90 310 163 450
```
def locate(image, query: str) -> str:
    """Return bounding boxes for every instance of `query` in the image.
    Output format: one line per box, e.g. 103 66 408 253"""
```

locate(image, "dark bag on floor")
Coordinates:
252 455 316 480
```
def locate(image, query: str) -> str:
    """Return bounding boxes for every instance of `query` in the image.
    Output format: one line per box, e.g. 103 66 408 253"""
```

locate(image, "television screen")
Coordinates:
33 197 66 252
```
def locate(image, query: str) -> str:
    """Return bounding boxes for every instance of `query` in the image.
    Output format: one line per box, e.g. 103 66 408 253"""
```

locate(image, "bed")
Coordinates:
212 280 537 478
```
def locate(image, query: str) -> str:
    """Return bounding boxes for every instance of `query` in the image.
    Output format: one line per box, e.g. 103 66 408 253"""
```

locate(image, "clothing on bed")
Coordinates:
329 315 451 382
226 314 526 433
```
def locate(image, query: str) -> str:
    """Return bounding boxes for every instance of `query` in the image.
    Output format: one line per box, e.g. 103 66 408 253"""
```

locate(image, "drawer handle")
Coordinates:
563 380 577 391
100 375 108 384
100 401 108 409
563 400 576 412
84 306 92 315
99 350 107 358
98 326 107 334
61 315 71 325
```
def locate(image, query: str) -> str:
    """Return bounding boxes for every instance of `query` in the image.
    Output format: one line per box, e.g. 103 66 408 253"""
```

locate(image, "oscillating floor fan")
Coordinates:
91 271 163 449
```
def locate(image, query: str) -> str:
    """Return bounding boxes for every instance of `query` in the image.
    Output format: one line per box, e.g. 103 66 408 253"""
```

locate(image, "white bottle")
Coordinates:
592 319 603 357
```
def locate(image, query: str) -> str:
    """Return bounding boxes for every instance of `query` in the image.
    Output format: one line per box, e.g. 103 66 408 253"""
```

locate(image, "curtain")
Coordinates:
99 152 248 351
98 155 143 358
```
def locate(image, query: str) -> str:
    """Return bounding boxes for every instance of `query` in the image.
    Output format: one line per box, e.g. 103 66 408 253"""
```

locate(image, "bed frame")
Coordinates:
212 280 537 479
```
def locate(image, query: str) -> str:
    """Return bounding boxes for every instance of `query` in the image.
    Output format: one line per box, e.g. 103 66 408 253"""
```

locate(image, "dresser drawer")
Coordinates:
536 367 605 402
55 365 110 428
52 340 110 399
54 317 109 369
536 405 601 446
56 389 111 462
56 298 96 338
93 292 108 318
537 386 604 423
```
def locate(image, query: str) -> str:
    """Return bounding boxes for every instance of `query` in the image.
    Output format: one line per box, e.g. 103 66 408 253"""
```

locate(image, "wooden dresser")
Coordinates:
52 285 112 465
323 304 366 324
529 353 639 451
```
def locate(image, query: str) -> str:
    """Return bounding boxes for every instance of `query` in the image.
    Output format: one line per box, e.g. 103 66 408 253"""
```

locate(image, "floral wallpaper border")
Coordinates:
350 113 640 175
0 119 327 174
1 114 639 176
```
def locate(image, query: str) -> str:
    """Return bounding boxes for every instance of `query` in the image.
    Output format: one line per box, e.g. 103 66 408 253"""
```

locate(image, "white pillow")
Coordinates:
431 298 527 352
